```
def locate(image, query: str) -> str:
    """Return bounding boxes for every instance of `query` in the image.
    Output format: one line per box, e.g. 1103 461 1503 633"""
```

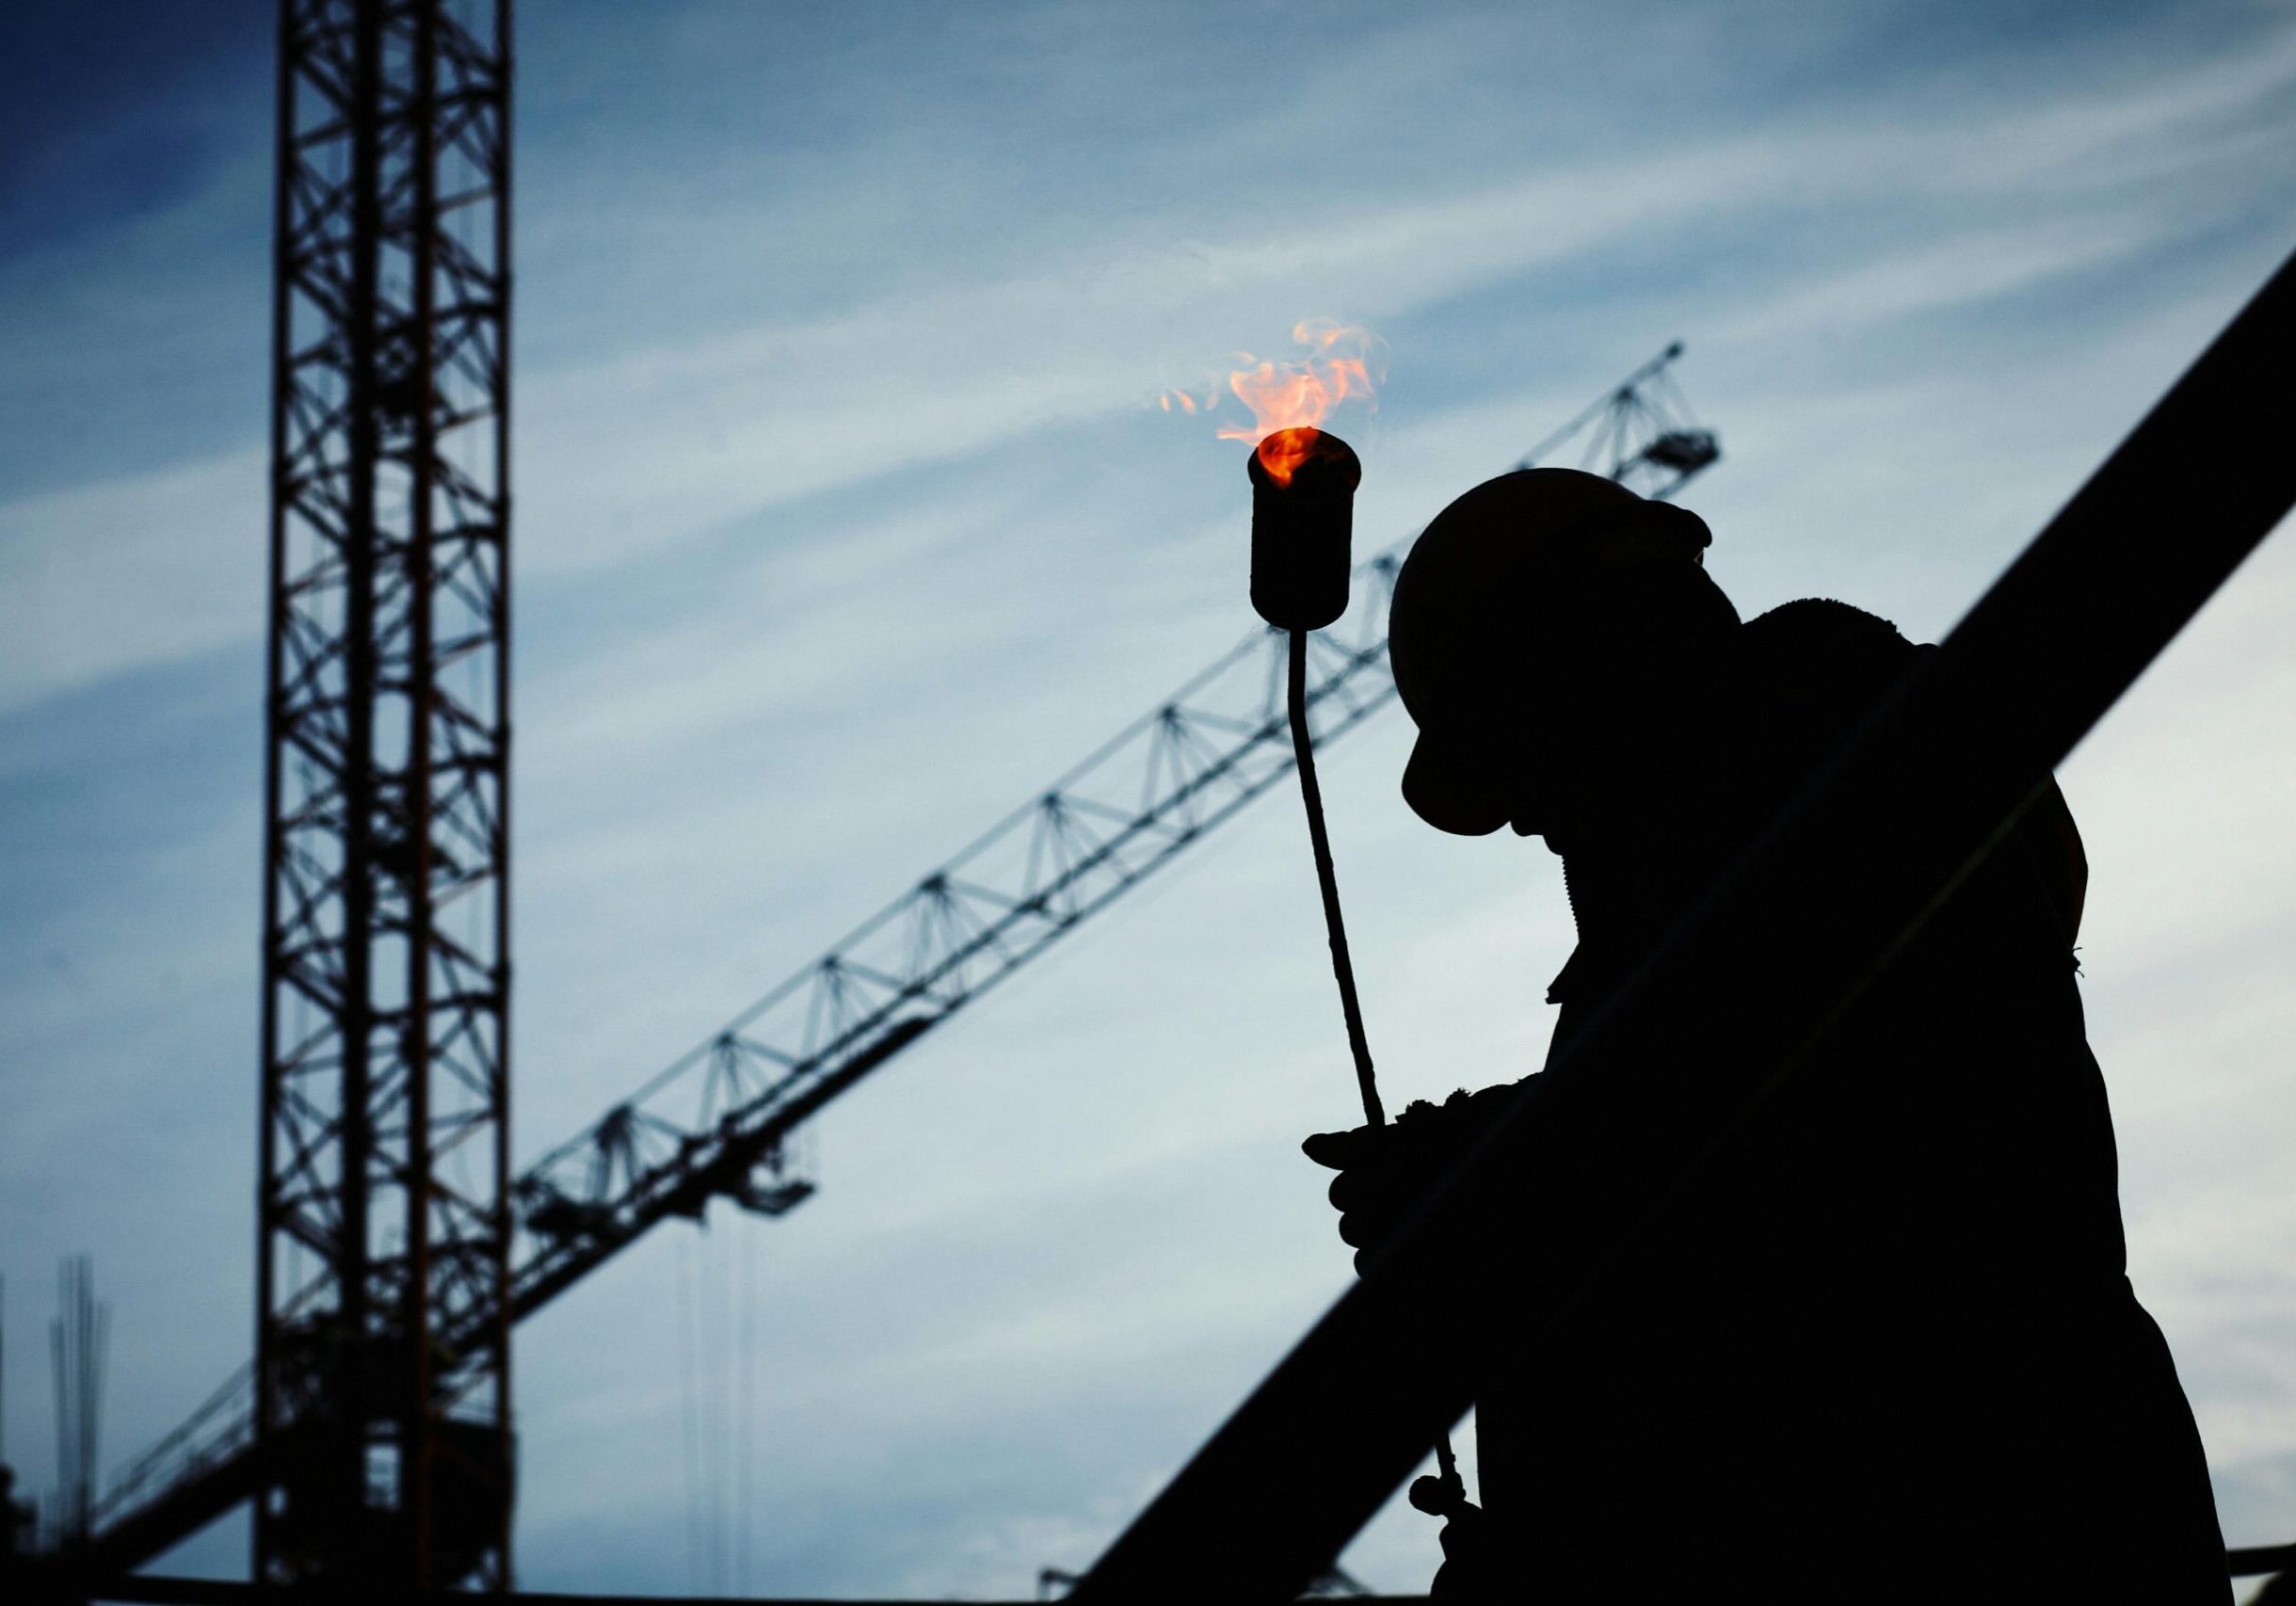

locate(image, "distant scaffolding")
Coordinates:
255 0 512 1589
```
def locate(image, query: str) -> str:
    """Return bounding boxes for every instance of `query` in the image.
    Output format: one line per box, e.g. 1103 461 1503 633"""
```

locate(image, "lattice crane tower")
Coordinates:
255 0 512 1588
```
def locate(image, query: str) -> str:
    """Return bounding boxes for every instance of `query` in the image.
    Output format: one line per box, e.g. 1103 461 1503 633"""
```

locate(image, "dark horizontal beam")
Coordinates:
2231 1544 2296 1578
13 1573 1437 1606
24 1551 2287 1605
1073 244 2296 1600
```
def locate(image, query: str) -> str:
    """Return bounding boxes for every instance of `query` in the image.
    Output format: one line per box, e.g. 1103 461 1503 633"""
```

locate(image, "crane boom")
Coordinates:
78 348 1719 1574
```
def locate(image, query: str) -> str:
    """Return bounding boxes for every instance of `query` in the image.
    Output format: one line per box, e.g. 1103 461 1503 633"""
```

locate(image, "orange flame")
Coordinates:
1160 319 1383 485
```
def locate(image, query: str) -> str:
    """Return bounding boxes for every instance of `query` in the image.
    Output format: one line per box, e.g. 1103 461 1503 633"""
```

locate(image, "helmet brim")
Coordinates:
1402 733 1511 836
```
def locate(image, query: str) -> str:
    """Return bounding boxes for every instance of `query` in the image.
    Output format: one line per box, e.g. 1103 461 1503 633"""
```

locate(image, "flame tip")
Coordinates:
1164 319 1382 479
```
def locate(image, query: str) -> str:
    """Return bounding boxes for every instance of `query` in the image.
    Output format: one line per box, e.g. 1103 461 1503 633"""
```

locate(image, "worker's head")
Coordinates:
1389 468 1737 845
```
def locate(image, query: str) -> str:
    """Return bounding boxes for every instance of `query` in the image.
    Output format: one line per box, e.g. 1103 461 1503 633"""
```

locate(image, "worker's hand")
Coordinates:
1302 1083 1524 1274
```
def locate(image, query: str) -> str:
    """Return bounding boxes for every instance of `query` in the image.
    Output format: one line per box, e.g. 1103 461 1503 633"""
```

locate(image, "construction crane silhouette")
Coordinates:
73 344 1716 1580
36 0 518 1589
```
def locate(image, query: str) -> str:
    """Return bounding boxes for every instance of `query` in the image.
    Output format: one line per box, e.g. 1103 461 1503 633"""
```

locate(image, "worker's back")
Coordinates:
1470 601 2224 1598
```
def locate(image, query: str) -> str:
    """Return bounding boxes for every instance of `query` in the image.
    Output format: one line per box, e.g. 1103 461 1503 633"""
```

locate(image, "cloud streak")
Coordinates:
8 13 2292 709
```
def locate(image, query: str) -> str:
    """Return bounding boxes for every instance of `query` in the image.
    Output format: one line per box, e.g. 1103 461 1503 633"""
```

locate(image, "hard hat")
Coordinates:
1389 468 1720 835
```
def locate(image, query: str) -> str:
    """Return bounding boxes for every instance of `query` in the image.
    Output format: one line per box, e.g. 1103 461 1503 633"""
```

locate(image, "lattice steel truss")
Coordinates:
254 0 511 1588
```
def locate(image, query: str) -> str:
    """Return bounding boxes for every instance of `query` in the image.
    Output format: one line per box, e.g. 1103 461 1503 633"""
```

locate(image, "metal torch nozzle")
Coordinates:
1249 427 1362 633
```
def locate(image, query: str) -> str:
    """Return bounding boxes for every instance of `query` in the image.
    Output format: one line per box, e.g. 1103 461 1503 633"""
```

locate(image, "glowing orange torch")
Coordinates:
1248 427 1361 633
1163 320 1381 630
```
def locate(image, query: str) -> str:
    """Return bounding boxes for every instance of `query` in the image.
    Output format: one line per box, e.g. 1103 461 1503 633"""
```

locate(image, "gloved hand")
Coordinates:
1301 1082 1526 1274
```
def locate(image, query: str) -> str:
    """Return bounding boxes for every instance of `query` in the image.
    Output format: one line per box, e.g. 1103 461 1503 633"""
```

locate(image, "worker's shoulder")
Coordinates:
1741 597 1919 670
1733 597 1922 706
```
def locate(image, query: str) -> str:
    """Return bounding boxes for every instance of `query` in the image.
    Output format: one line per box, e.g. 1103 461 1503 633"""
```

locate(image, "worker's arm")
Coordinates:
1303 1080 1539 1274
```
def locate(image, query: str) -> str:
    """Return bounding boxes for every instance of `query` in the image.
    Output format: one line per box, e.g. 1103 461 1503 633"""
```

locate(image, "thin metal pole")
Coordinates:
250 0 295 1575
404 0 441 1585
491 2 519 1589
1285 629 1384 1129
330 2 384 1577
50 1272 64 1541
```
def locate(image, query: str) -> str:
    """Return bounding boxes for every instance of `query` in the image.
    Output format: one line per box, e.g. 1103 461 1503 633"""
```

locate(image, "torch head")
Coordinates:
1249 427 1362 632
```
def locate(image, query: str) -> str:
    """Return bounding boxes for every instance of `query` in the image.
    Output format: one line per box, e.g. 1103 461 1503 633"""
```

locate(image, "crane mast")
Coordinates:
253 0 512 1588
82 351 1713 1574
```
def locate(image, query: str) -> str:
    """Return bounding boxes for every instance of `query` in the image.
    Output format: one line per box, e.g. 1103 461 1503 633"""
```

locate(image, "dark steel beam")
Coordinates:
32 1579 1437 1606
1072 247 2296 1599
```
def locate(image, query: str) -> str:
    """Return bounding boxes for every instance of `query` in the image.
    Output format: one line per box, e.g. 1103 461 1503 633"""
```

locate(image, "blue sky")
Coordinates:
4 0 2296 1596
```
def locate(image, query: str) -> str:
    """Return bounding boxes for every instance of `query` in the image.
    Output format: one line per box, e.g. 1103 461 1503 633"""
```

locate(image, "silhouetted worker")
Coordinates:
1304 469 2225 1600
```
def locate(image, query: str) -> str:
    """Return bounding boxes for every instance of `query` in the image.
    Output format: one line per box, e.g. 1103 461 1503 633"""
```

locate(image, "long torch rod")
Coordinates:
1285 629 1384 1129
1284 627 1463 1496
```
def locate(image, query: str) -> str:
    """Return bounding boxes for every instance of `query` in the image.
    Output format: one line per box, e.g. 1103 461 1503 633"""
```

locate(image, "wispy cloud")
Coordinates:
8 14 2290 712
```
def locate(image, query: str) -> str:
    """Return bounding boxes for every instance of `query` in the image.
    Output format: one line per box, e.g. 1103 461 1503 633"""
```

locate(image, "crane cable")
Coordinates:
673 1229 704 1593
734 1216 758 1598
